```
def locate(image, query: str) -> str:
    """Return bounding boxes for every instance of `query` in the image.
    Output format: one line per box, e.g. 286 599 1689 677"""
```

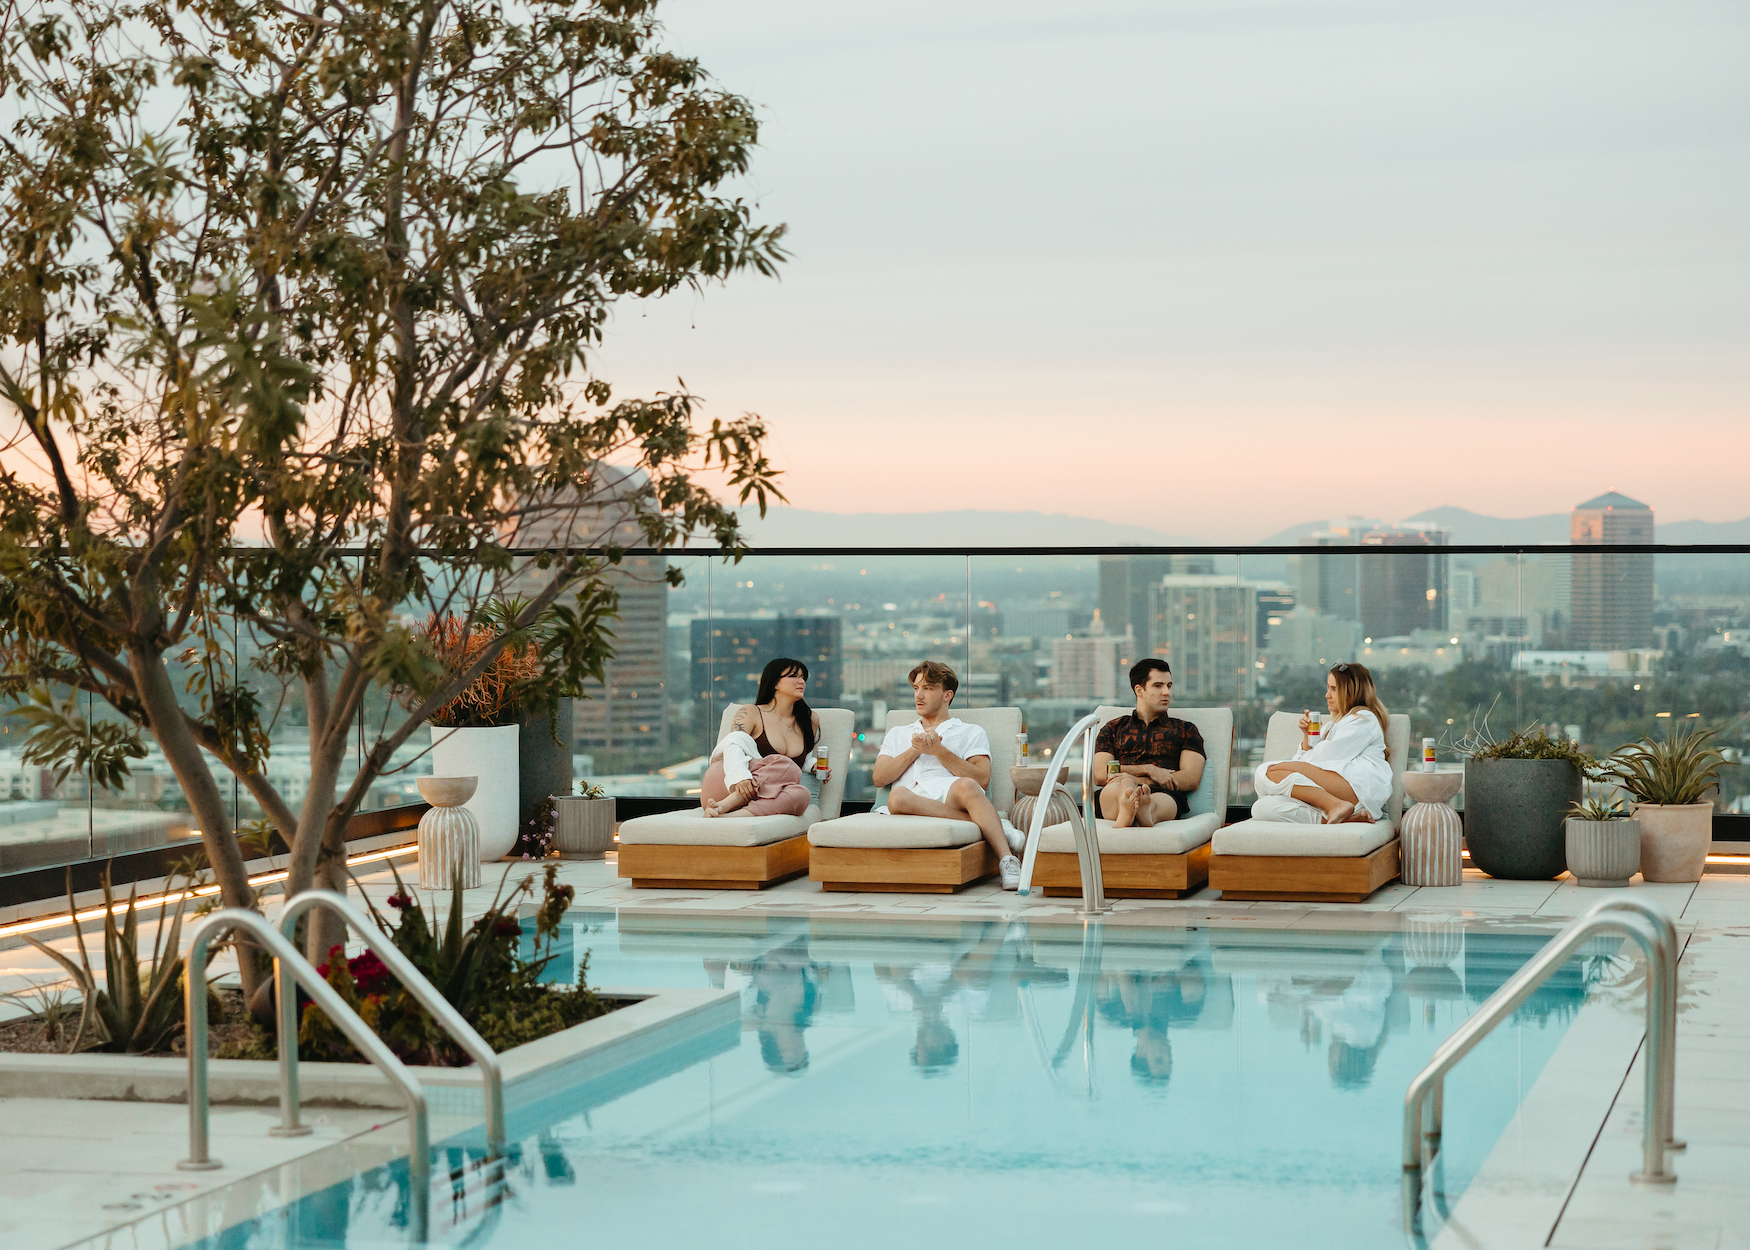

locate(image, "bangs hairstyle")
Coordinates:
754 658 816 759
1329 662 1391 758
908 660 959 697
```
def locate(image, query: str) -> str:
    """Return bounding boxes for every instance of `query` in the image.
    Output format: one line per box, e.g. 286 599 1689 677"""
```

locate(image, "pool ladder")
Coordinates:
1402 895 1681 1232
1015 711 1109 914
177 890 508 1241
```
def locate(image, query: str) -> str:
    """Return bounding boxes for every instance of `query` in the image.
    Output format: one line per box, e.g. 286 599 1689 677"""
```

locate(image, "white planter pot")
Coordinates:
554 797 616 858
1564 818 1640 888
430 724 520 861
1634 802 1713 883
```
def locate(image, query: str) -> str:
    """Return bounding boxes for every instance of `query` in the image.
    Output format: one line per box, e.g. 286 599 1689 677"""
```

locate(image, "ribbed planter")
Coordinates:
1635 803 1712 883
415 776 482 890
1564 818 1640 888
430 723 520 860
1462 758 1581 881
1011 786 1079 837
554 796 616 858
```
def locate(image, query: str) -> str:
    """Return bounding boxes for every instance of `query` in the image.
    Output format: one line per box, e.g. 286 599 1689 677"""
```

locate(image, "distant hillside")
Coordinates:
729 507 1193 548
1260 506 1750 547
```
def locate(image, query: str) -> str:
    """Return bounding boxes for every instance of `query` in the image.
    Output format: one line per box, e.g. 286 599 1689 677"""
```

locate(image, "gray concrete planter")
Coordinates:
1463 758 1582 880
1564 818 1640 887
518 698 575 851
554 796 616 858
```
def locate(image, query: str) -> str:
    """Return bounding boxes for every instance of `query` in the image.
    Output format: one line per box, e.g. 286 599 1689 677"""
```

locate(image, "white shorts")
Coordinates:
894 772 958 806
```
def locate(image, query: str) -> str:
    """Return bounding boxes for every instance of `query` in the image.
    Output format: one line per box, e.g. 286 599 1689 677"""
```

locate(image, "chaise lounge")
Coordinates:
1207 710 1412 903
806 707 1022 893
616 706 854 889
1022 705 1233 899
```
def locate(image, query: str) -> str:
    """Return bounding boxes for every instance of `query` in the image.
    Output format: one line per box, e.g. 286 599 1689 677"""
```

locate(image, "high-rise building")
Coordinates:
1050 614 1130 700
1358 525 1449 639
1288 519 1377 621
1099 554 1215 663
503 467 668 767
1148 575 1258 701
1569 491 1654 650
1265 607 1362 672
690 614 843 710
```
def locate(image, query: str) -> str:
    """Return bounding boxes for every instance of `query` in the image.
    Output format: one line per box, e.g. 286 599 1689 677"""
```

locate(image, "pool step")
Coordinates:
430 1153 511 1236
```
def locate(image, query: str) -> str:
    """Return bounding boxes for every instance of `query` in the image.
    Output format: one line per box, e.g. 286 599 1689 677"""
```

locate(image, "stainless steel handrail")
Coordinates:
1016 712 1108 913
1402 897 1680 1228
176 908 432 1241
277 889 507 1155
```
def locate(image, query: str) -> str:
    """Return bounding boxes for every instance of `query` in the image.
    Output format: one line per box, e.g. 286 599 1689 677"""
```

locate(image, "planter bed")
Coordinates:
0 984 737 1116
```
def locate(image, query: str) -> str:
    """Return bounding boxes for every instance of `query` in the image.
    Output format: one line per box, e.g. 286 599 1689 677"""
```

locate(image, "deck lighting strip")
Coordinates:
0 843 419 941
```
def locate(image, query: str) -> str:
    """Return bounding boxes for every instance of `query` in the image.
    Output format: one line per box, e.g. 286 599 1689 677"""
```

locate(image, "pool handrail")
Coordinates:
276 888 506 1156
177 907 432 1241
1016 711 1109 913
1401 896 1679 1229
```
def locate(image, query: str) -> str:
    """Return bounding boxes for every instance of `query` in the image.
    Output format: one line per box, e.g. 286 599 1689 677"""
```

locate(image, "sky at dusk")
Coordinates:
590 0 1750 542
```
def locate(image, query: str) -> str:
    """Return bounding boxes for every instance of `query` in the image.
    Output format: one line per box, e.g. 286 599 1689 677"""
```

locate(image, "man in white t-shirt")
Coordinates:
873 661 1020 889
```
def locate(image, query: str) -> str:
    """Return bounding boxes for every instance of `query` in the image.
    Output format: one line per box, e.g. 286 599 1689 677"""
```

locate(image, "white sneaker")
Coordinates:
1001 818 1026 855
1000 855 1022 891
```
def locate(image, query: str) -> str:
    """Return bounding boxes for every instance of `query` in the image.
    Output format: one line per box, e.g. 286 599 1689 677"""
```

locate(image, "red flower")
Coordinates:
493 918 522 938
347 949 395 996
387 892 413 911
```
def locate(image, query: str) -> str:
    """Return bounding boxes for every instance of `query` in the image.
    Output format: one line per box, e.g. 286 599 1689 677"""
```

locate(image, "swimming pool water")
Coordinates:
192 914 1598 1249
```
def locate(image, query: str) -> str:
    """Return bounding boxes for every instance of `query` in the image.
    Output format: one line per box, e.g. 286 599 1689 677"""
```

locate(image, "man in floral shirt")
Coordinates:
1091 659 1207 828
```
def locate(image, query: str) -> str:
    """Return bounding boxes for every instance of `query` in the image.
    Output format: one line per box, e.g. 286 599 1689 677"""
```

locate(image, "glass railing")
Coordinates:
4 541 1744 877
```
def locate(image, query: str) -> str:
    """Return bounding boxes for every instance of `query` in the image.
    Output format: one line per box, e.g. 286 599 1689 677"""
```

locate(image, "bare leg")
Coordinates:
891 781 1011 862
1101 776 1154 828
1279 782 1354 825
708 783 752 817
1146 792 1179 824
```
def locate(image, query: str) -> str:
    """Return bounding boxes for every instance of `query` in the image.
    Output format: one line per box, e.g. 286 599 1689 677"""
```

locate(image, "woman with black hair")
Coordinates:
700 657 826 818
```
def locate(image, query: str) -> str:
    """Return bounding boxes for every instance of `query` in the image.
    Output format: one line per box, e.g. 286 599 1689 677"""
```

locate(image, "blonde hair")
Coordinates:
1330 663 1391 759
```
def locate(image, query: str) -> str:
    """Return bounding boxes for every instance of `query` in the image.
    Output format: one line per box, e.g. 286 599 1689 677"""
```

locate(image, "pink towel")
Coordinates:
701 754 810 817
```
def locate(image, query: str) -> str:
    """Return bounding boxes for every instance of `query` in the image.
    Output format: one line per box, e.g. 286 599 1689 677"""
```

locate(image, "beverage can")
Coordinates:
1106 759 1121 780
814 746 829 776
1308 714 1322 743
1422 738 1436 772
1017 731 1028 764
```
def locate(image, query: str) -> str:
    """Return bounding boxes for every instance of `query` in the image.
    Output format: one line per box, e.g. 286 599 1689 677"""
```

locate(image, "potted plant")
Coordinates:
1605 722 1723 883
1564 796 1640 888
1459 711 1593 880
423 614 542 861
553 780 616 859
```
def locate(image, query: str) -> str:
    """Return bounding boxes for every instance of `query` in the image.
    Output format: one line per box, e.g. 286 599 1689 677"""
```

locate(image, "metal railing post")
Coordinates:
1402 897 1679 1230
176 909 432 1242
1015 711 1109 913
278 889 507 1155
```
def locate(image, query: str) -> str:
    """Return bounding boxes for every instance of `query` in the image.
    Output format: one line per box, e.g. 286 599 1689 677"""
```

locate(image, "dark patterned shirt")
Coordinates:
1095 712 1207 794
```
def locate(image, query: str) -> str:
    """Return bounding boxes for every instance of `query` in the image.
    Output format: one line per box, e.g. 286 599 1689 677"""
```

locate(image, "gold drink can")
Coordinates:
1106 759 1121 780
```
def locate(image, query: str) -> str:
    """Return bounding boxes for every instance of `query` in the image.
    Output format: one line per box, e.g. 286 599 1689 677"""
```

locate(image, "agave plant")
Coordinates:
25 866 200 1053
1606 722 1725 807
1566 795 1629 822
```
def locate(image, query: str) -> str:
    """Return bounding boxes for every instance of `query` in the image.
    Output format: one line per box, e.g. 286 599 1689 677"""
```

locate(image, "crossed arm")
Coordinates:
872 728 991 790
1090 749 1206 792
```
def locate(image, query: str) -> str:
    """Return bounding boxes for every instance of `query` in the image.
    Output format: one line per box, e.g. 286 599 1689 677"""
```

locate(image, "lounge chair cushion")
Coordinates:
618 805 820 848
1211 817 1395 858
1036 812 1220 855
806 812 982 850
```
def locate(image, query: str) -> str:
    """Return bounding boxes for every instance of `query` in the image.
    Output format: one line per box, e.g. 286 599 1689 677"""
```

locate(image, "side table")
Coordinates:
1008 766 1079 840
1400 771 1463 886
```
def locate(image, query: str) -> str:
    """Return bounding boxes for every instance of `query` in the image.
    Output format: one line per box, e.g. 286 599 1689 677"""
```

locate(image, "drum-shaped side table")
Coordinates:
1399 771 1463 887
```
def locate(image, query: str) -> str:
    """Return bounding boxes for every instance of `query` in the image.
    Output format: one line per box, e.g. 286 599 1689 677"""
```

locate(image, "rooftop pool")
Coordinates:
189 912 1604 1248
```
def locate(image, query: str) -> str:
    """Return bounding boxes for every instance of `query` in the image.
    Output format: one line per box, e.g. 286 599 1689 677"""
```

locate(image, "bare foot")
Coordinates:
1134 790 1161 828
712 788 750 817
1342 806 1372 824
1114 785 1139 829
1322 801 1355 825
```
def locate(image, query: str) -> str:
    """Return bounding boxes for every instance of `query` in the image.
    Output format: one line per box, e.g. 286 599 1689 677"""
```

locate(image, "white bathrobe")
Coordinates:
1253 708 1392 822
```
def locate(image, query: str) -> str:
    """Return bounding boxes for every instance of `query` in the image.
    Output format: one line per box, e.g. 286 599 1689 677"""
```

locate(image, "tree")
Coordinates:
0 0 784 1005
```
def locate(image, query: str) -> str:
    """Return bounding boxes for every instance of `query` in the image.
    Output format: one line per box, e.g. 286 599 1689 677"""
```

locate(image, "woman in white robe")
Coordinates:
1252 662 1392 824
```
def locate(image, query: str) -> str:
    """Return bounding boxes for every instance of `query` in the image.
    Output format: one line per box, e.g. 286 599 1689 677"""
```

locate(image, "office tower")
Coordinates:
1569 491 1654 650
1098 553 1216 663
1447 567 1478 630
1148 575 1258 701
1050 628 1127 700
1254 584 1295 651
691 615 843 709
1266 607 1362 671
1288 519 1375 621
504 467 667 767
1358 525 1450 639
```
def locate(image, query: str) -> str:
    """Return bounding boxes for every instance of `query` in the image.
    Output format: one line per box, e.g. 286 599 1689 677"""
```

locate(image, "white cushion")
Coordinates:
618 805 819 848
1036 813 1219 855
1212 817 1395 857
807 812 981 849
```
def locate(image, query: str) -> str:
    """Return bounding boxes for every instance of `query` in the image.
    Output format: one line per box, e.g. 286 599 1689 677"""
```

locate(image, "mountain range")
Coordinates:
731 505 1750 548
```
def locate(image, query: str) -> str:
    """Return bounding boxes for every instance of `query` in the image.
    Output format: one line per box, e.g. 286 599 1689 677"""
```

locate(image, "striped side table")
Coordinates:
417 775 483 891
1399 771 1463 887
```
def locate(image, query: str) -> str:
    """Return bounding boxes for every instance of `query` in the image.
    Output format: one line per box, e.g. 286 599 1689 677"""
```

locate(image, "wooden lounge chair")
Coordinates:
1023 705 1233 899
616 706 854 889
806 707 1022 893
1207 711 1412 903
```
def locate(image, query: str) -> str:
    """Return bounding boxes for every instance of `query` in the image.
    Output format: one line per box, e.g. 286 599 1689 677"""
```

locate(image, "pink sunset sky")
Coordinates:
590 0 1750 542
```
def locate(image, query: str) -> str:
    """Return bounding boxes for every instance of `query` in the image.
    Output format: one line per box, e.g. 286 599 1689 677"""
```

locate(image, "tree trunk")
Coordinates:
129 650 269 1011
